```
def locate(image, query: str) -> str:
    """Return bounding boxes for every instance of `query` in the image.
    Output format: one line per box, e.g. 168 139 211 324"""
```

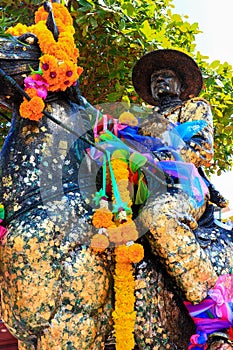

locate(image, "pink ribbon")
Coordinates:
0 219 7 240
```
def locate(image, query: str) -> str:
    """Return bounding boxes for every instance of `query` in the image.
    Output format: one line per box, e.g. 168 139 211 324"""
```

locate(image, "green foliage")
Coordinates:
196 53 233 172
0 0 232 172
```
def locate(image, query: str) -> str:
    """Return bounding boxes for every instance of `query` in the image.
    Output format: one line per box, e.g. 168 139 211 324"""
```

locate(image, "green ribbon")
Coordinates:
0 204 5 220
106 151 131 215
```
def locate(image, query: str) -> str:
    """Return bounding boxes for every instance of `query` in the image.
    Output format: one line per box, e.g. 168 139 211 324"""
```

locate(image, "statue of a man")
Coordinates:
132 49 223 303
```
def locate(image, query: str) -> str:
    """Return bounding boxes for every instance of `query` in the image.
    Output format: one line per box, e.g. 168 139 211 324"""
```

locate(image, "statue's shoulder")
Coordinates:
183 97 211 108
182 97 212 119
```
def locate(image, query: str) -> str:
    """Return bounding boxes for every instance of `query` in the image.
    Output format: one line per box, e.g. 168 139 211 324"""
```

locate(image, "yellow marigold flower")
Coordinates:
111 157 128 167
32 21 47 37
113 243 137 350
6 23 28 36
112 160 129 182
92 208 113 228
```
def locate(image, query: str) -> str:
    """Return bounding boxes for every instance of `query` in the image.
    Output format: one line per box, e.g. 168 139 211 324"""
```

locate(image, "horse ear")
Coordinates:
17 33 38 45
44 1 59 41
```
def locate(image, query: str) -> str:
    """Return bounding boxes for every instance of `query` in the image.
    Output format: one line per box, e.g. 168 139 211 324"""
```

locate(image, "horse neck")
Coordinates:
0 98 91 221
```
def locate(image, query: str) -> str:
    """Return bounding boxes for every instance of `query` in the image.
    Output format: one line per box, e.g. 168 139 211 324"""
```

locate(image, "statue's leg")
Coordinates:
139 190 217 303
0 216 63 339
37 247 113 350
134 250 195 349
0 211 113 349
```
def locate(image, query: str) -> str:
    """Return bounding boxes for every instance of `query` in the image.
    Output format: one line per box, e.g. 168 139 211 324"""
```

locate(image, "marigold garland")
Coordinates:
113 244 144 350
92 207 113 229
90 145 144 350
6 1 83 121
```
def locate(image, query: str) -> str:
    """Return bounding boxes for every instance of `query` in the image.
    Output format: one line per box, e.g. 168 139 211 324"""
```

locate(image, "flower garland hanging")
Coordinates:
6 1 83 121
90 146 144 350
0 203 8 243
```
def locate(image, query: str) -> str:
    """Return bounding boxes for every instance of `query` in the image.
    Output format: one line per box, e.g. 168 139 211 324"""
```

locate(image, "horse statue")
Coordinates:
0 2 232 350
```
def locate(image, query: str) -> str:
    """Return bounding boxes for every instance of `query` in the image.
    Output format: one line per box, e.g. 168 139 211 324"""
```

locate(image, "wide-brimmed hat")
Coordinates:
132 49 203 106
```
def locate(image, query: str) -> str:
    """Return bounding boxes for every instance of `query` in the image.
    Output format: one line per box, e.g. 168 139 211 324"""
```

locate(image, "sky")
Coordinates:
173 0 233 208
173 0 233 64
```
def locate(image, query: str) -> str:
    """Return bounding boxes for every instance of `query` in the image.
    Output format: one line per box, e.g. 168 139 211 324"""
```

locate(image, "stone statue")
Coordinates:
131 49 233 350
0 3 232 350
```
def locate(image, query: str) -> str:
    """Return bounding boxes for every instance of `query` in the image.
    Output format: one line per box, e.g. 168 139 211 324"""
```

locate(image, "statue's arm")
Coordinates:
179 99 214 168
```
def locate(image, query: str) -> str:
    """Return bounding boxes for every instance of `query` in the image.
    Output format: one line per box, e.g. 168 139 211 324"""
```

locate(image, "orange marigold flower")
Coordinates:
115 245 130 264
127 243 144 263
57 61 78 90
25 88 39 98
40 54 57 71
52 3 73 27
19 96 45 121
40 39 57 56
8 2 84 127
34 6 49 23
55 50 70 62
92 208 113 228
35 3 73 27
115 243 144 264
90 234 109 252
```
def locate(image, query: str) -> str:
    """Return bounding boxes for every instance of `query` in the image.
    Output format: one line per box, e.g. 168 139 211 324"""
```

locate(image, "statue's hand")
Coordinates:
169 212 198 230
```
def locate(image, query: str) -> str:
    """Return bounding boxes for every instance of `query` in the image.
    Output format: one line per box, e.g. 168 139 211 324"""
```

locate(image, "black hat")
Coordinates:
132 49 203 106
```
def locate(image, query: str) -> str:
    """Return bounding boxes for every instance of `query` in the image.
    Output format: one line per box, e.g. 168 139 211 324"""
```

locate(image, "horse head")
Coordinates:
0 1 63 108
0 34 40 109
0 2 95 248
